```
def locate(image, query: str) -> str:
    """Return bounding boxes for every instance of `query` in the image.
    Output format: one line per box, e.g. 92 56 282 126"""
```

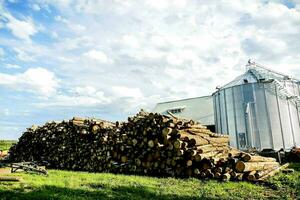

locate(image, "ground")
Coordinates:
0 141 299 200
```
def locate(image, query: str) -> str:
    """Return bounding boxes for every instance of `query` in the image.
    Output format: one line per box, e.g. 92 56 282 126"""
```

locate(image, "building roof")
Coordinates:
218 60 300 107
220 60 299 90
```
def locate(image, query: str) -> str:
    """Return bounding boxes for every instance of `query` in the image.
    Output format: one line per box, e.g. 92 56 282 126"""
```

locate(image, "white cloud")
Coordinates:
4 64 21 69
0 47 4 58
54 15 86 33
122 35 140 48
0 67 59 96
39 94 107 107
13 48 35 61
74 86 97 96
32 4 41 11
0 3 38 41
6 17 37 41
83 50 112 64
112 86 143 98
146 0 186 10
1 0 300 139
37 85 111 107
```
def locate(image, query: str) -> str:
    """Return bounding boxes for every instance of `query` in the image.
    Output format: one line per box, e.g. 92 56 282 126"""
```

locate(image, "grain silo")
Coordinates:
213 61 300 151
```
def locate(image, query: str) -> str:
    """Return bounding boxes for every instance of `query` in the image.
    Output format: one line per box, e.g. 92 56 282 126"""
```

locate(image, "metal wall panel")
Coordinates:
220 90 228 134
224 88 237 147
248 90 261 149
253 83 273 149
242 84 256 148
278 97 294 149
213 95 218 133
289 103 300 146
265 88 283 150
215 93 222 133
153 96 215 125
214 81 300 151
233 86 247 149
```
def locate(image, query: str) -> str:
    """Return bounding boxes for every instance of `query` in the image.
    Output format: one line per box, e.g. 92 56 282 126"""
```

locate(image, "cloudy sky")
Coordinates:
0 0 300 139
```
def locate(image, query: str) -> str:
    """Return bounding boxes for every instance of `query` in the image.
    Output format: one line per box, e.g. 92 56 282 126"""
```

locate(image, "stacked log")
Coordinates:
9 118 117 172
8 111 283 182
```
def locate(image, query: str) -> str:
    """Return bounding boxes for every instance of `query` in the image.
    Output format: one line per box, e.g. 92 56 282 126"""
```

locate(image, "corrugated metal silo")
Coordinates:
213 61 300 151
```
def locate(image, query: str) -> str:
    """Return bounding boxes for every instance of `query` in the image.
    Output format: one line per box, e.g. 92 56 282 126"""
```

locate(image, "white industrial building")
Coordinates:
153 96 215 131
153 61 300 151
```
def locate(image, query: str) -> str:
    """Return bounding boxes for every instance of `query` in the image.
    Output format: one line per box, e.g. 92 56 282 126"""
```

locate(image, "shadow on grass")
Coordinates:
288 163 300 172
0 184 210 200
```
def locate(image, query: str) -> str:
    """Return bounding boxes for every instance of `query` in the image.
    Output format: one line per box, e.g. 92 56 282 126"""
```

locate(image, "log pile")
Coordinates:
8 111 283 182
9 118 117 172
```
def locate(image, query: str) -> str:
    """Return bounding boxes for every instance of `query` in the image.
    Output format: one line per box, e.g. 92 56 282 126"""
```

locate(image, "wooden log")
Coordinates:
173 140 182 149
206 137 229 145
257 163 289 181
121 156 128 163
162 128 172 137
228 148 242 158
179 131 209 146
196 144 227 154
221 173 231 181
0 176 21 182
186 160 193 167
247 171 257 181
229 171 244 181
214 172 221 179
204 169 214 178
198 151 220 159
194 168 200 176
236 173 244 181
148 140 154 148
242 155 276 162
235 161 279 173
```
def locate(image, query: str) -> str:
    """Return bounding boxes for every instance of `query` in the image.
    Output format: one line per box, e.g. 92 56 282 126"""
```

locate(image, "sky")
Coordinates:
0 0 300 139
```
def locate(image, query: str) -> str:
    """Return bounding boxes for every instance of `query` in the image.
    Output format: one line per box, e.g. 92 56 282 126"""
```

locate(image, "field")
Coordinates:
0 142 299 200
0 140 16 151
0 165 299 200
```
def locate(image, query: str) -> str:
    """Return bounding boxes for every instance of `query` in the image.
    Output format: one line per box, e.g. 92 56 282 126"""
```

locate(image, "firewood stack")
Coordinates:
8 111 283 182
9 118 117 172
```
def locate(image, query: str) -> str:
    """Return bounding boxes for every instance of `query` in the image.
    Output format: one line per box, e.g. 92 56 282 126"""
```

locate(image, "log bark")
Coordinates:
0 176 21 182
258 163 289 181
242 155 276 162
235 161 279 173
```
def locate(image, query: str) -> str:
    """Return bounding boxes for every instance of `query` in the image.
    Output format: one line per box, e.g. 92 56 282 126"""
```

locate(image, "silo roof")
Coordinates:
219 61 299 90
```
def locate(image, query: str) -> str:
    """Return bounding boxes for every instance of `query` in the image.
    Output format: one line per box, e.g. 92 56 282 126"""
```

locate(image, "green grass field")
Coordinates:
0 141 299 200
0 140 17 151
0 164 299 200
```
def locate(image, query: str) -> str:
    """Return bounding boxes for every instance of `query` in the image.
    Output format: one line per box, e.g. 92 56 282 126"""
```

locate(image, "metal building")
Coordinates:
213 61 300 151
153 96 215 130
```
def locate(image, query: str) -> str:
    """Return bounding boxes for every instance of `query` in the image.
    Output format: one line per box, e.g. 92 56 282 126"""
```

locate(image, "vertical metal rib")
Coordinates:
275 84 285 150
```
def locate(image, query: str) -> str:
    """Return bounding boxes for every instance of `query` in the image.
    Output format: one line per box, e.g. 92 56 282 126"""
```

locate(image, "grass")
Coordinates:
0 140 17 151
0 140 299 200
0 165 299 200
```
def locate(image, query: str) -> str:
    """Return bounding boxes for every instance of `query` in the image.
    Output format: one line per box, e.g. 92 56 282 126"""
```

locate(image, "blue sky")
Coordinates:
0 0 300 139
